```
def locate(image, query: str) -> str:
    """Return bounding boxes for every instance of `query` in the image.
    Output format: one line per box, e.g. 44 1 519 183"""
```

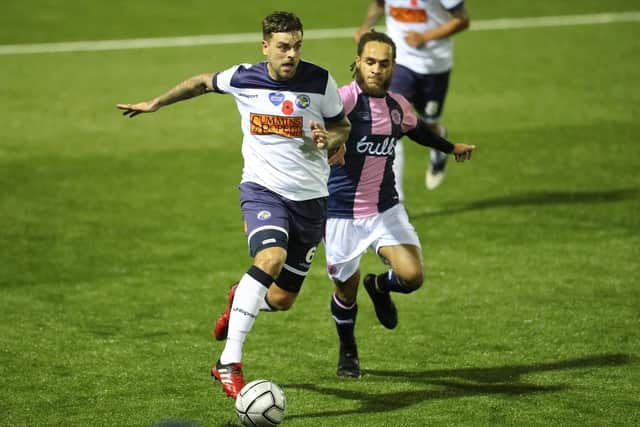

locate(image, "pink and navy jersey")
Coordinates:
328 80 418 219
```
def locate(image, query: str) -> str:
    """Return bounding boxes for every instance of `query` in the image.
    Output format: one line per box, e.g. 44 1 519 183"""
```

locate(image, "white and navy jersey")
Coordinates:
381 0 464 74
327 81 417 219
213 61 345 201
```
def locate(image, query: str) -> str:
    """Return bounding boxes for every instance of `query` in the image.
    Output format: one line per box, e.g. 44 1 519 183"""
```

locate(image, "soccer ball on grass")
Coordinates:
235 380 286 426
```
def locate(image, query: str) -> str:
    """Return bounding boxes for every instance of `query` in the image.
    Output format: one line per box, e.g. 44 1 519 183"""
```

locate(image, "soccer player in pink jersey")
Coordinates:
325 31 474 377
355 0 470 194
117 12 351 399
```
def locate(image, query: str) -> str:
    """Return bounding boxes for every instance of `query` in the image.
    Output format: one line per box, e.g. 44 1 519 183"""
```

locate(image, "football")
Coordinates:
235 380 286 426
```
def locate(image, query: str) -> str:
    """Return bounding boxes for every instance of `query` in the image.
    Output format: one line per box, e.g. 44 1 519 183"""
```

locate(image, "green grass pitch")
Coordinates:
1 1 639 426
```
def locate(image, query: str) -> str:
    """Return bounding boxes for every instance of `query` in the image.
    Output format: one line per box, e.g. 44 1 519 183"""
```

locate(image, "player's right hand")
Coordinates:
116 101 160 118
309 120 329 149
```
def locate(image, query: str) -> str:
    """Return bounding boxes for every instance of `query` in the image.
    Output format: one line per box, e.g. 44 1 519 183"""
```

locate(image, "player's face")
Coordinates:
355 41 395 97
262 31 303 81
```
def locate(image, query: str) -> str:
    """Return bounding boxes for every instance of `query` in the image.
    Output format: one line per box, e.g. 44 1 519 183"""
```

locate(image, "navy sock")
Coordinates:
331 293 357 354
376 270 414 294
247 265 273 288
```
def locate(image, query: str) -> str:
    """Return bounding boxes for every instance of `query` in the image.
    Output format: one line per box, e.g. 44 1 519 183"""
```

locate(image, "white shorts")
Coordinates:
324 204 421 282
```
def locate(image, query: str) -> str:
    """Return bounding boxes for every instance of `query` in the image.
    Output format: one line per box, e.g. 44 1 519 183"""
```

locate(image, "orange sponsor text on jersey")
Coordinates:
389 7 428 23
250 113 304 138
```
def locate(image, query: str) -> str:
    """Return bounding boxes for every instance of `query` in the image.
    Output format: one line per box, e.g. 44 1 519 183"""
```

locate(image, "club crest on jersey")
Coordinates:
257 210 272 220
269 92 285 106
295 94 310 109
391 109 402 125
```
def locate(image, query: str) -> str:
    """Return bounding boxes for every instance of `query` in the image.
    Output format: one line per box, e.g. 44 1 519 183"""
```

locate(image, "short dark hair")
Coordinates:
262 11 303 39
357 30 396 61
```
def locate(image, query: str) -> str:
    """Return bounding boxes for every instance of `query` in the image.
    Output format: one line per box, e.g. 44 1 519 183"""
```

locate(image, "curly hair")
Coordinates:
351 30 397 77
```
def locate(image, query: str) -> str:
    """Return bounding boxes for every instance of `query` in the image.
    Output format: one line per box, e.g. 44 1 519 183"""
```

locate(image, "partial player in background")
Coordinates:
117 11 350 399
325 31 475 377
355 0 470 196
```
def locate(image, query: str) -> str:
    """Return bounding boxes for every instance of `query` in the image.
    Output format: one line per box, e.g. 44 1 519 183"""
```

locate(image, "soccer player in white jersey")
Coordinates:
325 31 475 377
117 11 351 399
355 0 470 195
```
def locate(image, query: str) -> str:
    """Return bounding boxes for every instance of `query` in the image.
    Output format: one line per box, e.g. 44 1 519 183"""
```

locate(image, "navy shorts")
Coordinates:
390 64 451 123
239 182 327 293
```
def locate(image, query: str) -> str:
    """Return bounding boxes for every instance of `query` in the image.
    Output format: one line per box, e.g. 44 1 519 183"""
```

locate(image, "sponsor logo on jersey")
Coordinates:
390 109 402 125
257 210 272 220
269 92 285 106
356 135 397 156
295 94 311 109
250 113 303 138
389 7 428 23
238 92 258 99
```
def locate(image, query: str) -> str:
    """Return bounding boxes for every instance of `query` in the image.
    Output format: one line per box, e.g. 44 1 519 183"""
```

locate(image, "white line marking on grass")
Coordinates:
471 11 640 30
0 11 639 55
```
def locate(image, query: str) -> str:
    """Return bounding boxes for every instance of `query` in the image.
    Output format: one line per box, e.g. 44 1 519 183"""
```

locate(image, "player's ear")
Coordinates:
261 39 269 55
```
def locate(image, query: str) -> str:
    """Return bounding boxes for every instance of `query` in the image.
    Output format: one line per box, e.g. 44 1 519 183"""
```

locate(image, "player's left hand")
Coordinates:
310 120 329 149
404 31 426 48
452 143 476 162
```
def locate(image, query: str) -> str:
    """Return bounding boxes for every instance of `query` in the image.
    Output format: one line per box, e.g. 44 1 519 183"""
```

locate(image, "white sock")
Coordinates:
393 139 405 203
220 274 268 364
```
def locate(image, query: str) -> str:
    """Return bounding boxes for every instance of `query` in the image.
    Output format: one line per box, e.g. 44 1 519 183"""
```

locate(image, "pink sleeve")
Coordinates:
339 81 360 115
389 91 418 134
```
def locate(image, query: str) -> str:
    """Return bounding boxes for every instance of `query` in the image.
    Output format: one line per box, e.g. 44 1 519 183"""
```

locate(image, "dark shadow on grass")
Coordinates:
411 188 640 219
283 353 634 420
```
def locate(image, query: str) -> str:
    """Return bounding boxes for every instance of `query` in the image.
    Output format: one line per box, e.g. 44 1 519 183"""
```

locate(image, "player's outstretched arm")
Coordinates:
117 73 215 118
405 5 470 47
354 0 385 42
407 120 475 162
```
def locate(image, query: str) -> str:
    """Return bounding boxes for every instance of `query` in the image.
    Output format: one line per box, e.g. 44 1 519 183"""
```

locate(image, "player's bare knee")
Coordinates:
333 272 359 304
255 250 286 277
334 281 357 305
400 270 424 291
